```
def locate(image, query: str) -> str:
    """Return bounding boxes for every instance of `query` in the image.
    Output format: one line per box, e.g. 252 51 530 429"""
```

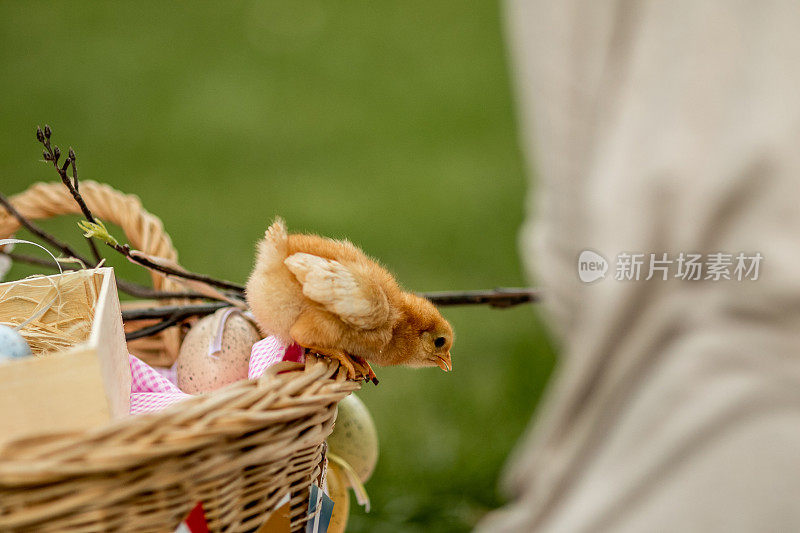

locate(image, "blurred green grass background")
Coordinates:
0 2 555 531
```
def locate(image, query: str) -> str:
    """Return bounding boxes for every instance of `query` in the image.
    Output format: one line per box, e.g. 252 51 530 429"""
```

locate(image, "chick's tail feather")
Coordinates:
265 217 288 250
256 217 288 268
246 216 296 342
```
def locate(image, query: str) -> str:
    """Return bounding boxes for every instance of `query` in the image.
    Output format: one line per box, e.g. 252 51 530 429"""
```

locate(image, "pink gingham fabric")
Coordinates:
247 337 304 379
129 336 303 415
129 355 189 414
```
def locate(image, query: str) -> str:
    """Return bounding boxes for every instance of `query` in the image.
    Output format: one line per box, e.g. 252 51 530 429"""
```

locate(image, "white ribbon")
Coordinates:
328 451 371 512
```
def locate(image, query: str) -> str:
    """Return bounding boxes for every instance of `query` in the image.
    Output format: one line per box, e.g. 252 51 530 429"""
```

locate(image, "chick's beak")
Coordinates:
436 352 452 372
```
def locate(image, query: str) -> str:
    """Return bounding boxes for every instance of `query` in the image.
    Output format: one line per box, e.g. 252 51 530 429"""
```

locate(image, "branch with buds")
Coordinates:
37 125 102 262
0 124 542 342
34 126 245 294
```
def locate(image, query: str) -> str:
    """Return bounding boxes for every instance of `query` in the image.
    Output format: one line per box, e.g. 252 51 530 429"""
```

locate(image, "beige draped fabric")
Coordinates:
478 1 800 531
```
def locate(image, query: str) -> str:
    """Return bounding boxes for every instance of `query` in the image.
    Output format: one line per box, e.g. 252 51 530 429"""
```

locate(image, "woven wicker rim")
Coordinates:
0 355 358 484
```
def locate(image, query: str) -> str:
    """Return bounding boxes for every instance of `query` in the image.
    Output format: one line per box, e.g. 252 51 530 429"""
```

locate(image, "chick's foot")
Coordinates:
301 345 358 380
349 353 379 385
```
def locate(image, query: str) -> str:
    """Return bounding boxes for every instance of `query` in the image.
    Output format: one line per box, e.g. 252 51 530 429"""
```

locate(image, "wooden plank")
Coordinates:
88 268 131 418
0 349 111 441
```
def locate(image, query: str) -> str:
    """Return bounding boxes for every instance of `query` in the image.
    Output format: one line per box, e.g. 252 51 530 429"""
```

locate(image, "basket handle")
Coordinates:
0 181 182 290
0 180 188 365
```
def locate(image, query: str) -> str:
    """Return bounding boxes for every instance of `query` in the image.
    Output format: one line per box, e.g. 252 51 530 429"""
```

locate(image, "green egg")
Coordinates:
328 393 379 483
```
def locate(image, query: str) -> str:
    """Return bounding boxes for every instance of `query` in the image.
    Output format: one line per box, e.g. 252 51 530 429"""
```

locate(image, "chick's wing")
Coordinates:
284 252 390 329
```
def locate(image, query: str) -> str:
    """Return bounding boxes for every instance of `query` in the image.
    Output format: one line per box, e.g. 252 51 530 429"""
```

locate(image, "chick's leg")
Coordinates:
289 313 359 380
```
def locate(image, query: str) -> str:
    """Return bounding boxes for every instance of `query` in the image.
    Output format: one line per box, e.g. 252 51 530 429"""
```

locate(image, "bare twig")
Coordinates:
0 249 217 300
121 287 541 327
0 191 92 264
36 127 103 263
422 288 541 308
38 126 96 223
123 302 227 322
86 237 102 263
0 250 77 271
114 279 214 300
114 244 246 292
125 314 189 341
68 147 78 190
124 303 231 341
68 145 102 263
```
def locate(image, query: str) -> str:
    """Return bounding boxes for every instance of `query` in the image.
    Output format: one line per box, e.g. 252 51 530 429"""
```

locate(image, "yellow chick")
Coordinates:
245 218 453 382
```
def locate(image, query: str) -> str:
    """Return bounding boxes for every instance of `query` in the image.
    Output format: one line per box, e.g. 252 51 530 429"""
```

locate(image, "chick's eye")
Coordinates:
434 336 446 348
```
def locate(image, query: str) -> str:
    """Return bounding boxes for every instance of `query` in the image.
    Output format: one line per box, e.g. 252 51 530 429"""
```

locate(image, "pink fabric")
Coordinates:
129 354 189 414
130 355 183 394
153 363 178 385
129 336 303 415
248 337 304 379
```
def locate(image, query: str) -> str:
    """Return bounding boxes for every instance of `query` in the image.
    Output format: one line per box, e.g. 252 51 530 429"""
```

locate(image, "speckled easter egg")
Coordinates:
0 325 32 362
176 310 260 394
327 393 379 483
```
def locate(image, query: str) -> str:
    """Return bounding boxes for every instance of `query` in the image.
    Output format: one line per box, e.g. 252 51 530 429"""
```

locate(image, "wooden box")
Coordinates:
0 268 130 444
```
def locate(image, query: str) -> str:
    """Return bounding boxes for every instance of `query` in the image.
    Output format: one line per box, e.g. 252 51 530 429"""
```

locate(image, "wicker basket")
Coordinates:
0 181 359 531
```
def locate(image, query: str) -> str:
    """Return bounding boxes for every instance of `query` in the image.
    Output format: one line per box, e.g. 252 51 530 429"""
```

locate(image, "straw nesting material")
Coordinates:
0 269 98 355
